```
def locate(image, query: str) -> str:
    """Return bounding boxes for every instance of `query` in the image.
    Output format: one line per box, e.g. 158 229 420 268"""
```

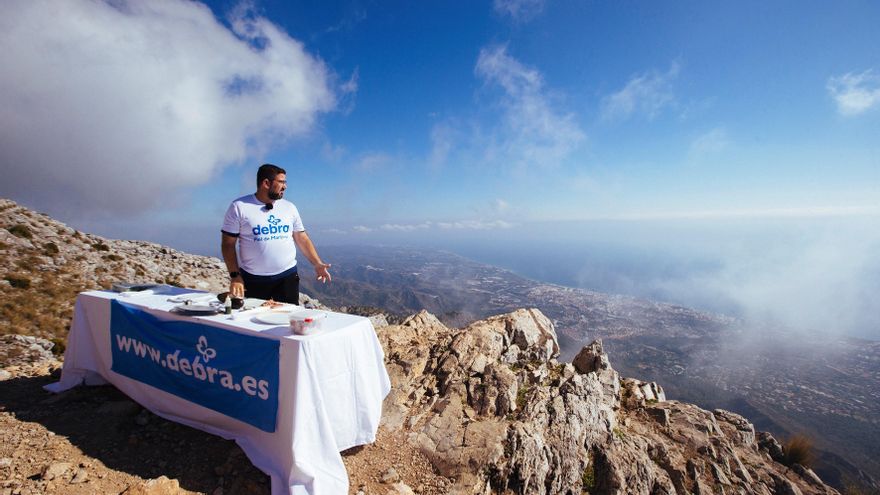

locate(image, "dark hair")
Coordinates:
257 163 286 187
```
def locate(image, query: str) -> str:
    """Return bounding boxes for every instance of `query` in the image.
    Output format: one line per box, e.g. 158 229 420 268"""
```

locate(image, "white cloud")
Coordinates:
688 127 729 158
601 62 680 121
437 219 515 230
380 222 432 232
355 152 392 172
827 69 880 116
578 205 880 221
473 45 585 169
354 219 515 233
493 0 546 22
429 122 456 168
0 0 337 214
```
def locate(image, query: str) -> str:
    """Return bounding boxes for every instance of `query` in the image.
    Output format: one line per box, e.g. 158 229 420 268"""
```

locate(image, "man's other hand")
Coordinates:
315 263 332 283
230 276 245 299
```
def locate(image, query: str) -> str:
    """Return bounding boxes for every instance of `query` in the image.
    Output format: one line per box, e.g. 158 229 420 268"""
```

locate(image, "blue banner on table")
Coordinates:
110 300 279 432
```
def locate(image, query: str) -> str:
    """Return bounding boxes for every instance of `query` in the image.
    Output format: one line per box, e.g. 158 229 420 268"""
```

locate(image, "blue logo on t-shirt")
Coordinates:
252 214 290 237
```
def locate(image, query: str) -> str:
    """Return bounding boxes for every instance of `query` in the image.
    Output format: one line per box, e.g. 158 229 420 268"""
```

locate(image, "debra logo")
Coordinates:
252 214 289 236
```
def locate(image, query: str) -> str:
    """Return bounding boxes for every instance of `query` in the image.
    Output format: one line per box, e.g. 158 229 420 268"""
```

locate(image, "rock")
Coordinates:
571 340 620 399
368 313 389 328
123 476 186 495
572 340 611 374
646 406 671 427
42 462 72 480
791 463 825 487
70 468 88 484
0 369 11 381
385 482 416 495
714 409 756 447
504 308 559 361
380 467 400 484
773 473 805 495
757 431 785 463
0 335 56 369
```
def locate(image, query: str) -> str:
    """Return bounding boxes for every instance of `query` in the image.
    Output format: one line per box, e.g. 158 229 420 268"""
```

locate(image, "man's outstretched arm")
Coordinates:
293 231 331 283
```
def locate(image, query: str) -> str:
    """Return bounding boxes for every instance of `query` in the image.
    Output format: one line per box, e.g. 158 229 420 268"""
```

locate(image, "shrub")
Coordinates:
516 382 530 410
43 242 59 255
103 254 123 262
6 275 31 289
582 461 595 493
783 434 815 468
50 337 66 356
92 242 110 251
8 224 33 239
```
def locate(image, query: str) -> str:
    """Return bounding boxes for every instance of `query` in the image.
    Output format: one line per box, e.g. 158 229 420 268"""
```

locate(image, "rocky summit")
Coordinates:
0 199 841 494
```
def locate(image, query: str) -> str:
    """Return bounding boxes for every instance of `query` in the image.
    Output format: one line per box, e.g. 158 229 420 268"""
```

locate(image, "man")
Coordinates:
221 163 331 304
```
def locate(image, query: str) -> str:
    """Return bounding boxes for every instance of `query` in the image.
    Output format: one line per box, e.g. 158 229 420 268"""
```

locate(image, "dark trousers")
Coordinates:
241 271 300 305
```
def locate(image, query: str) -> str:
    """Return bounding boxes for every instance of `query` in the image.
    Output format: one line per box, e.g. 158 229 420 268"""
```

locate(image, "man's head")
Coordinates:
256 163 287 201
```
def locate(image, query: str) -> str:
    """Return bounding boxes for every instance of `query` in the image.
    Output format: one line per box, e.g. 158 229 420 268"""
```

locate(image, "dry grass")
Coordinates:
783 433 816 468
0 245 94 340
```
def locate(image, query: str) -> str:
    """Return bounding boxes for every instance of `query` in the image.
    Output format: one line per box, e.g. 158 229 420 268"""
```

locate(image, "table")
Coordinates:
46 289 391 495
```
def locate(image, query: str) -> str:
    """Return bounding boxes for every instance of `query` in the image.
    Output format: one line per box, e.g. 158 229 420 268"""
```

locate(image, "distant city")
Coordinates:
301 244 880 490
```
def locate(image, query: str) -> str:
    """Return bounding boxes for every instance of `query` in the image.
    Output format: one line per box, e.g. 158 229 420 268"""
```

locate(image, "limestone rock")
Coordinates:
123 476 194 495
41 462 72 480
373 306 839 495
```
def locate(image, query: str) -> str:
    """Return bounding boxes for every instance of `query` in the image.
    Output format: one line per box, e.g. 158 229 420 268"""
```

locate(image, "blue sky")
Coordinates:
222 0 880 232
2 0 879 335
2 0 877 238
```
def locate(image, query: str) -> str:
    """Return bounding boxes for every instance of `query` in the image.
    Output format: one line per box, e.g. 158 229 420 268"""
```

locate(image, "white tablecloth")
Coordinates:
46 289 391 495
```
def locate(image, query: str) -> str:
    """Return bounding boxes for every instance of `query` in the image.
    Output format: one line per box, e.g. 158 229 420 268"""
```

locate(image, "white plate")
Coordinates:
253 311 297 325
174 302 221 314
242 298 264 310
167 293 216 303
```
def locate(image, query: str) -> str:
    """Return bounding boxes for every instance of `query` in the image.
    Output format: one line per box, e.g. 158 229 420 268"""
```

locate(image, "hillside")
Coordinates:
0 199 847 494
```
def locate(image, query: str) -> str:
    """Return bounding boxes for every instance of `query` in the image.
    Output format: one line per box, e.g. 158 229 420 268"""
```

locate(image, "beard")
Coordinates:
268 190 283 200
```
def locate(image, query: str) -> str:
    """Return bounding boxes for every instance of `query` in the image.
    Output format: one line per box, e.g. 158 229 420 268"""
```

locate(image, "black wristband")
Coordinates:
229 271 240 279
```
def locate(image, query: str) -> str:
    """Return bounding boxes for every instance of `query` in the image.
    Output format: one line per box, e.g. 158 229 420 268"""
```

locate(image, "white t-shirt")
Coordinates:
222 195 305 276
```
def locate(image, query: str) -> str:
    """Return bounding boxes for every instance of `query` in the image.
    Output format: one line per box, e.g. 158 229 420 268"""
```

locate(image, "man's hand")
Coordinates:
229 276 245 299
315 262 332 283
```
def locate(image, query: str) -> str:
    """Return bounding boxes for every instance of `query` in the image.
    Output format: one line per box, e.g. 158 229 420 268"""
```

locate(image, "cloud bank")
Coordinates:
827 69 880 116
0 0 336 215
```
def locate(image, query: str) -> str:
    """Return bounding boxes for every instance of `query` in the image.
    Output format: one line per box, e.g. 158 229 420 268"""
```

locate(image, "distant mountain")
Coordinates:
301 244 880 491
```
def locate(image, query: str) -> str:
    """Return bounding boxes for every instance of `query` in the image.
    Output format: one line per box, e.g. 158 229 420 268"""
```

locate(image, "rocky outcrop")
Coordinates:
377 308 840 495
